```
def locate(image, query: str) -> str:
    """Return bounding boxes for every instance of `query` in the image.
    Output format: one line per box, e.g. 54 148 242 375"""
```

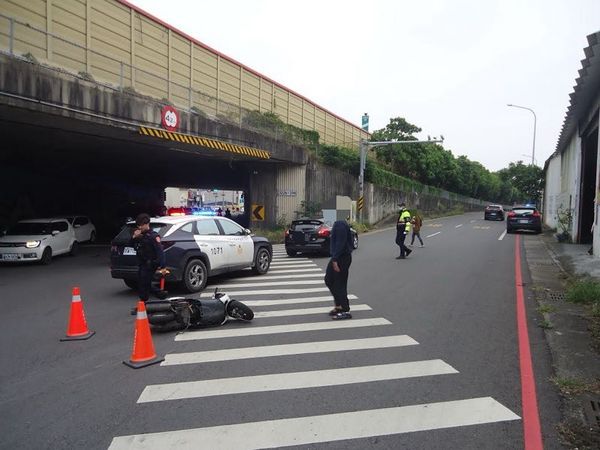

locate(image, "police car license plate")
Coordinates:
123 247 136 255
2 253 19 260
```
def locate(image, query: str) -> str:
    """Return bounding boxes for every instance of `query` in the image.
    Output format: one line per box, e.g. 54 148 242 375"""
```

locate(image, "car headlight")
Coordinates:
26 241 41 248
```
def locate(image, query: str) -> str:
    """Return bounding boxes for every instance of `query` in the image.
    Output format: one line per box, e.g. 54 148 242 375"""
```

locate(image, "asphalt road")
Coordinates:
0 212 564 449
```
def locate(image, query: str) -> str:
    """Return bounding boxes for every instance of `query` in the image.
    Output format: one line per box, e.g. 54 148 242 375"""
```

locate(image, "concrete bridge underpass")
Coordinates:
0 55 310 238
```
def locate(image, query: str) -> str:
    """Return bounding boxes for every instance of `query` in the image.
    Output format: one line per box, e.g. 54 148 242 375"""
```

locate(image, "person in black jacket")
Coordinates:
324 218 354 320
132 213 167 302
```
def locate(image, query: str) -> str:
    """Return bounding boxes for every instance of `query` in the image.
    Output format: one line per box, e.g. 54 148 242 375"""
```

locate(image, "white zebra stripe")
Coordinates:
162 335 418 366
109 397 519 450
253 304 371 318
138 360 458 403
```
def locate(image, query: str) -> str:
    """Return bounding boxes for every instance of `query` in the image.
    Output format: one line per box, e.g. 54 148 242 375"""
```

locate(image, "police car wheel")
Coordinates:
183 259 207 293
252 248 271 275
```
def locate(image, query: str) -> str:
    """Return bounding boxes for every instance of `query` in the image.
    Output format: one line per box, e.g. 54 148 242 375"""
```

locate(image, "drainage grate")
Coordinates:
583 396 600 431
529 261 556 267
546 291 567 301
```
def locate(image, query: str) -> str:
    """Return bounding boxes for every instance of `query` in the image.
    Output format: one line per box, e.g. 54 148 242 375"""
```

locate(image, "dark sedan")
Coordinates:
506 206 542 234
284 219 358 257
484 205 504 221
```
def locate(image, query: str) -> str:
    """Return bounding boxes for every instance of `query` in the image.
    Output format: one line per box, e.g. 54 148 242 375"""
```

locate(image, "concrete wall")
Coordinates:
559 136 582 240
0 0 369 148
543 154 562 229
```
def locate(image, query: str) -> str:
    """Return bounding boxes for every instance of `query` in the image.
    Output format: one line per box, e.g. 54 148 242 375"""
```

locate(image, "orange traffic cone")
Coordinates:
123 301 164 369
61 286 95 341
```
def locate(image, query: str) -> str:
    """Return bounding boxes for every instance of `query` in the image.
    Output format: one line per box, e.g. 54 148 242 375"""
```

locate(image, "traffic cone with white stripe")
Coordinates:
61 286 95 341
123 301 164 369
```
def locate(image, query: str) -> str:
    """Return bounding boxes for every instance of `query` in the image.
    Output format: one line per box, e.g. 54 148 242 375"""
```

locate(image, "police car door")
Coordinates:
193 218 227 270
216 218 254 267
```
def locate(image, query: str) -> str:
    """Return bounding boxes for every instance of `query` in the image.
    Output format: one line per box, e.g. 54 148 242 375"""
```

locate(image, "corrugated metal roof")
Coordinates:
555 31 600 155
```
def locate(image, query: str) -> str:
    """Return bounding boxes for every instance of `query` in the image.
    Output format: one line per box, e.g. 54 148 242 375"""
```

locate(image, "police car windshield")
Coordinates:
113 223 168 243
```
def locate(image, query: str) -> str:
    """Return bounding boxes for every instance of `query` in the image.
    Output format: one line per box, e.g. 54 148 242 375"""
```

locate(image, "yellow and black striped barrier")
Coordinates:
357 196 364 211
139 126 270 160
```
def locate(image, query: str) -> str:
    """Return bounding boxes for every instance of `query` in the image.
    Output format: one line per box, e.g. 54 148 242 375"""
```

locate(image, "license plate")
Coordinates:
123 247 136 256
2 253 19 261
519 219 529 224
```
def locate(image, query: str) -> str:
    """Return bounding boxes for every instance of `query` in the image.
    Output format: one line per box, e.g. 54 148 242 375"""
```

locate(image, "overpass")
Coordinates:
0 0 369 235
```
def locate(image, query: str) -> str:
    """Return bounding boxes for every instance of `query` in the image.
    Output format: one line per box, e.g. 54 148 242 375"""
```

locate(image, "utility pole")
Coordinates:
358 137 444 223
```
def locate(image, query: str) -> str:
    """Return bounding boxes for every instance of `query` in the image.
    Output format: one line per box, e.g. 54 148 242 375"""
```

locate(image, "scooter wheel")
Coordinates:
148 311 176 325
227 300 254 321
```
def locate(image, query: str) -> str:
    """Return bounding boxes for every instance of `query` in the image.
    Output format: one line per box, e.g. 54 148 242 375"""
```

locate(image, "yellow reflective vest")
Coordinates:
398 210 412 233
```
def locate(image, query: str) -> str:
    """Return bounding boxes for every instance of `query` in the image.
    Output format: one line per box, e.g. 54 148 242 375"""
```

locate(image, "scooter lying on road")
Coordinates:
137 288 254 331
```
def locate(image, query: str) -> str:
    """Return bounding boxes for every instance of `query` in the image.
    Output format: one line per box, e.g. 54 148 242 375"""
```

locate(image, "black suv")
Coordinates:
110 216 272 293
284 219 358 257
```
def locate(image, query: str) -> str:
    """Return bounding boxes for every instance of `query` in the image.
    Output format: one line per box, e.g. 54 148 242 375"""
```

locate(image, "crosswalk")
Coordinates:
108 245 520 449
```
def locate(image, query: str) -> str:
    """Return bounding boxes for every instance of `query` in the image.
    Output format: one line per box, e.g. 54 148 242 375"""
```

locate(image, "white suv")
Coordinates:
0 218 78 264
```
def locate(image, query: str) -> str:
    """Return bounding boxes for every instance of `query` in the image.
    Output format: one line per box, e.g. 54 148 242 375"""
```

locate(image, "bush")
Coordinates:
566 279 600 305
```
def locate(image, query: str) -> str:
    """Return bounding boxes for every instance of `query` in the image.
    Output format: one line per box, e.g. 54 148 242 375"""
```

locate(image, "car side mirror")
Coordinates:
244 228 252 235
52 230 60 236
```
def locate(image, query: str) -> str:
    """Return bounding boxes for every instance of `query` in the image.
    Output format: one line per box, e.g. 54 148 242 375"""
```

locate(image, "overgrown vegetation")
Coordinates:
239 110 541 205
566 278 600 305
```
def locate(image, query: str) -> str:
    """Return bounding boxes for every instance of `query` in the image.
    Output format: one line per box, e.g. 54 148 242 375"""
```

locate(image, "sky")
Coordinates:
128 0 600 172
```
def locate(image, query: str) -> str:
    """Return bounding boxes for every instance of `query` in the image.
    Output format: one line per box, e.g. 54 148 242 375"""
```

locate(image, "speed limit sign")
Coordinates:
161 105 179 131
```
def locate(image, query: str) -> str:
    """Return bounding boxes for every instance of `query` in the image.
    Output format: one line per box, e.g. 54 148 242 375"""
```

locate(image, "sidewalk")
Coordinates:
524 230 600 448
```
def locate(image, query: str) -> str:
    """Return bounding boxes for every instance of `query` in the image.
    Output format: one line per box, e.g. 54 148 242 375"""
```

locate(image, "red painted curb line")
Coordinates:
515 235 544 449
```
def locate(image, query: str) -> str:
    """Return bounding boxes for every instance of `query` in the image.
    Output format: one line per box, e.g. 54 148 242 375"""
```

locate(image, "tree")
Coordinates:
496 161 543 203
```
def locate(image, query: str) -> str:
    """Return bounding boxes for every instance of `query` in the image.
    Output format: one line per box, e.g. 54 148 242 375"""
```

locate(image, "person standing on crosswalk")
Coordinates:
325 218 354 320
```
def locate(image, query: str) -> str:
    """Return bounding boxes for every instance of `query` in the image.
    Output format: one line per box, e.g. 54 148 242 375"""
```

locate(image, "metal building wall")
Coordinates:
0 0 369 149
275 164 306 225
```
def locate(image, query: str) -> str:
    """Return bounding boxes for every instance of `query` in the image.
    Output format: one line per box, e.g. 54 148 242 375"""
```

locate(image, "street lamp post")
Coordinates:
507 103 536 166
358 137 444 223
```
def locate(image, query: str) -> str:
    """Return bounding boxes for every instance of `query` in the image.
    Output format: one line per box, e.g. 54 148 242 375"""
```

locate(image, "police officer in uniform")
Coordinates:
395 203 412 259
132 213 167 302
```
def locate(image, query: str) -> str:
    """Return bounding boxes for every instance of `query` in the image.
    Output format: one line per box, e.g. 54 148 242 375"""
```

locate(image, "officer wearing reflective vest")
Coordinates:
395 203 413 259
132 213 167 302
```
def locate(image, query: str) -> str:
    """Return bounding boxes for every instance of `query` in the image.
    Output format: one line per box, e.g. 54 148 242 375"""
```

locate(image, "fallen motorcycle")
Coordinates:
141 288 254 331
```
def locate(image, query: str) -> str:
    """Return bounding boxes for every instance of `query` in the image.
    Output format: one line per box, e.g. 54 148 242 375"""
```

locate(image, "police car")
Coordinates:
110 216 272 293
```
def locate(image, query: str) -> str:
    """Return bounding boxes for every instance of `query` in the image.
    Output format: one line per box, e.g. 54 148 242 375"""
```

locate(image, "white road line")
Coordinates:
271 255 309 260
498 230 507 240
268 267 322 274
470 219 477 223
455 224 463 228
138 360 458 403
270 260 316 266
267 263 317 269
426 231 441 238
163 335 418 365
243 295 358 307
208 279 325 289
254 304 371 318
223 273 324 282
109 397 519 449
174 318 391 341
198 287 330 298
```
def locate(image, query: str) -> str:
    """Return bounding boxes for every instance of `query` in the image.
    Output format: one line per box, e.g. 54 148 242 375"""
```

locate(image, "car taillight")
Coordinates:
532 211 541 217
110 245 117 253
317 226 330 237
507 212 516 218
